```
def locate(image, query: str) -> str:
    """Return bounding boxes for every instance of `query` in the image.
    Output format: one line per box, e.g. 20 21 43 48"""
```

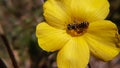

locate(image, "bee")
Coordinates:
67 22 89 30
67 22 89 34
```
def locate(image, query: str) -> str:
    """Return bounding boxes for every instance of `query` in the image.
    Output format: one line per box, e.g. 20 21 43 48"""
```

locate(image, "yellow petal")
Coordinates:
85 35 119 61
36 22 71 52
57 37 89 68
61 0 109 22
43 0 71 29
87 20 119 47
84 20 119 61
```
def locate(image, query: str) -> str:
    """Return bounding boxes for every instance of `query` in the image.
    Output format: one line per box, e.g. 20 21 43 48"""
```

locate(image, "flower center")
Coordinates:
66 22 89 36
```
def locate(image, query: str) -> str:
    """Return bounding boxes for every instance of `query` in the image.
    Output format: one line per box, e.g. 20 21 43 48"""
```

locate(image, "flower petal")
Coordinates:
57 37 89 68
43 0 71 29
87 20 119 47
84 20 120 61
62 0 109 22
36 22 71 52
85 35 119 61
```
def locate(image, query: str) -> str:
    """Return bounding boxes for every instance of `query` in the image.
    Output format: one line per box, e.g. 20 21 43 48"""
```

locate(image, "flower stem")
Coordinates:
0 25 19 68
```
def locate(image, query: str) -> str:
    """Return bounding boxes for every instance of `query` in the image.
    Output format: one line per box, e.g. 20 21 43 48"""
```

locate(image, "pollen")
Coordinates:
67 22 89 36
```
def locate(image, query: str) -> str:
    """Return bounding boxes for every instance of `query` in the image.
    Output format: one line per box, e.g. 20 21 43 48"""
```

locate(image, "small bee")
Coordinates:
67 22 89 30
67 22 89 34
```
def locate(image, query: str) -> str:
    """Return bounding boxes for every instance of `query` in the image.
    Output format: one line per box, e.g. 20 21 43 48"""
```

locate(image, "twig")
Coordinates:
41 0 44 4
88 63 91 68
0 24 19 68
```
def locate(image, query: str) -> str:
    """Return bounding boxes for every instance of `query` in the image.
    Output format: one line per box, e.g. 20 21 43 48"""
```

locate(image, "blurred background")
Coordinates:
0 0 120 68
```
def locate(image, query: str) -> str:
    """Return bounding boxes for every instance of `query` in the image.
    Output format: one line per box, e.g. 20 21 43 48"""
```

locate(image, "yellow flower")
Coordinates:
36 0 120 68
